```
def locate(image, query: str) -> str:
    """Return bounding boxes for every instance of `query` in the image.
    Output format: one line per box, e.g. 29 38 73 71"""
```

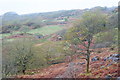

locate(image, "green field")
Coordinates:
28 25 63 36
0 25 64 40
0 33 11 39
0 32 23 39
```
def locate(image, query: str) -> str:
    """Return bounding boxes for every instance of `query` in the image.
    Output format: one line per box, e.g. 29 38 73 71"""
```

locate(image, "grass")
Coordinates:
6 38 16 42
1 25 64 42
27 25 63 36
0 31 23 39
0 33 11 39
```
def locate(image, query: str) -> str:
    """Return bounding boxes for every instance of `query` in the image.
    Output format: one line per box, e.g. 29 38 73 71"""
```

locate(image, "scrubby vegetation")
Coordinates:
1 6 119 78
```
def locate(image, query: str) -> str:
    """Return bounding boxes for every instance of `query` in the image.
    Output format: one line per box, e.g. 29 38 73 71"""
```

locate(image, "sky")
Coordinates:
0 0 119 15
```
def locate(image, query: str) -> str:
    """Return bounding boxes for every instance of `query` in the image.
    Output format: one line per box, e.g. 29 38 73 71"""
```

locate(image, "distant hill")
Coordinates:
3 12 19 21
0 6 117 34
2 6 116 21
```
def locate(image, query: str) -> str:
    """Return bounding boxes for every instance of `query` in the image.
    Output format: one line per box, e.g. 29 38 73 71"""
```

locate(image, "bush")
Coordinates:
2 38 71 77
94 28 118 44
2 38 35 77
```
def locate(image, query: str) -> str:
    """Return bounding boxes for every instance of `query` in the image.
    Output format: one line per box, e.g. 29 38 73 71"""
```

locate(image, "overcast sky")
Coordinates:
0 0 119 15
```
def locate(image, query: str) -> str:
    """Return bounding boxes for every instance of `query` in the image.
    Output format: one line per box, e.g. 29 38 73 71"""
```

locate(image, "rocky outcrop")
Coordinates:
104 54 120 62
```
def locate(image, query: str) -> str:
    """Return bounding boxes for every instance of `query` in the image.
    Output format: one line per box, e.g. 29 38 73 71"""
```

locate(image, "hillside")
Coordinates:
16 48 119 78
2 6 119 79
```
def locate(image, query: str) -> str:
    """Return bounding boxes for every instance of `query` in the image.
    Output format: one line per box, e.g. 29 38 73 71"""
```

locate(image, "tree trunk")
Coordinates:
86 54 90 73
86 37 91 73
22 70 25 75
22 64 26 75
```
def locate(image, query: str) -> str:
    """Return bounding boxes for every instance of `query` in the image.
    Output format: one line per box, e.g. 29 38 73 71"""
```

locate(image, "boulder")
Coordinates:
112 58 120 62
104 54 120 62
105 75 112 80
117 77 120 80
111 54 120 58
91 56 99 61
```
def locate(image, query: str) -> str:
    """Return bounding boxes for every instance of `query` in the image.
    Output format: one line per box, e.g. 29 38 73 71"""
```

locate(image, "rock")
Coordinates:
111 54 120 58
91 56 99 61
117 77 120 80
105 75 112 80
68 62 75 67
106 63 112 67
77 62 85 65
80 62 85 65
108 57 113 59
104 56 112 61
112 58 120 62
104 54 120 62
103 57 107 61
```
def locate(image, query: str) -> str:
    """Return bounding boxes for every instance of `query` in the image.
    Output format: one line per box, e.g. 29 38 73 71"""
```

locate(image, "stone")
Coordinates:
104 54 120 62
91 56 99 61
112 58 120 62
103 57 107 61
77 62 85 65
117 77 120 80
68 62 75 67
107 63 112 67
112 54 120 58
105 75 112 80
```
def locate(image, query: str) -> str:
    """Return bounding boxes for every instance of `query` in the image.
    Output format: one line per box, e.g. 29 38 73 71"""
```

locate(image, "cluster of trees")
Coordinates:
2 38 70 77
2 38 34 77
1 16 44 34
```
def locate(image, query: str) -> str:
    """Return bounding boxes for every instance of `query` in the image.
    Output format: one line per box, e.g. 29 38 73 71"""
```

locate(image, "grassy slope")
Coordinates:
28 25 63 36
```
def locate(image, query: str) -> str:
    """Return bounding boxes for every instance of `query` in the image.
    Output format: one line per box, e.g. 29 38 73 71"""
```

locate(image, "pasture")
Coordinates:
27 25 63 35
